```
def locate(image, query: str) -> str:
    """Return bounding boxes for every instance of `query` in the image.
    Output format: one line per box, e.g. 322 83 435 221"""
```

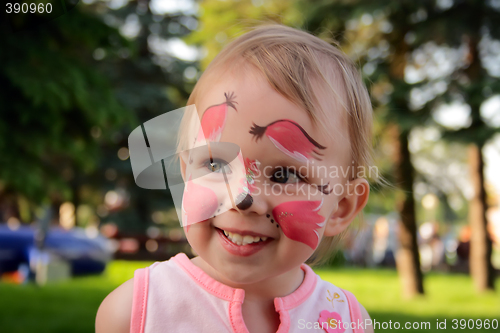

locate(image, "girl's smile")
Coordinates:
216 226 273 256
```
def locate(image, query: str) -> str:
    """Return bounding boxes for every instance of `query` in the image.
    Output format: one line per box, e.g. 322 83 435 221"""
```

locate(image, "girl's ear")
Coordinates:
323 178 370 237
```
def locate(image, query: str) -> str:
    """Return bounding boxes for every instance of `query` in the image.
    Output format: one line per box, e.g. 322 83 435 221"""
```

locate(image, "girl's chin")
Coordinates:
189 250 268 284
207 257 274 285
213 268 266 286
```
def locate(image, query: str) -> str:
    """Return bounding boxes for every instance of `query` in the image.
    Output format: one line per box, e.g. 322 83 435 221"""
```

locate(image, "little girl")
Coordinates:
96 24 375 333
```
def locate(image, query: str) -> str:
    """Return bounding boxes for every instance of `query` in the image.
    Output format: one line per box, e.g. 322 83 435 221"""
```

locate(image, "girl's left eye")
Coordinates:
270 167 303 184
204 159 232 174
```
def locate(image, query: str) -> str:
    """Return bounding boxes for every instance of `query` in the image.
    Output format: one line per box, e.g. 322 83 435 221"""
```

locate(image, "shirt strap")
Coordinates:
340 288 365 333
130 267 150 333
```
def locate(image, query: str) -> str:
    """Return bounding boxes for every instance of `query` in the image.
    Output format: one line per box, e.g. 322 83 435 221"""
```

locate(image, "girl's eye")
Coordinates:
270 167 303 184
205 159 232 174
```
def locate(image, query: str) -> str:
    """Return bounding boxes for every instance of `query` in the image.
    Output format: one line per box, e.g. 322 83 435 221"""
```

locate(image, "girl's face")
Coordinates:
182 66 363 285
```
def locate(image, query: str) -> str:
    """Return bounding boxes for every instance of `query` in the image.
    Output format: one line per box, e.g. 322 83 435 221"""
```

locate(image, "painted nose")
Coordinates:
235 192 253 210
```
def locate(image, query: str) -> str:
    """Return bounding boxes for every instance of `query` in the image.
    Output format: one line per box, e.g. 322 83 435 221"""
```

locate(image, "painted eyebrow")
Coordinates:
249 119 326 151
194 91 238 145
202 91 238 114
249 119 326 163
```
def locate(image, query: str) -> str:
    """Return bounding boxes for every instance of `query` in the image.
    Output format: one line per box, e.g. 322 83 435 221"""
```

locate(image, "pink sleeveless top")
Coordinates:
130 253 365 333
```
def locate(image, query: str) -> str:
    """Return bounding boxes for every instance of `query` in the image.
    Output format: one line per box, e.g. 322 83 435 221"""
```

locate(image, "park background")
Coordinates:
0 0 499 332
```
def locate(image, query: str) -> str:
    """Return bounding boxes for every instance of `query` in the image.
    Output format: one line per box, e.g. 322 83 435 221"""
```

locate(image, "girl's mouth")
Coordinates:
218 228 268 245
215 227 272 256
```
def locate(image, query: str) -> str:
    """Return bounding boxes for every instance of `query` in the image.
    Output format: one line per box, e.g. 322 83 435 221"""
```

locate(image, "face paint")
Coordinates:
249 119 326 162
243 158 260 194
235 192 253 210
232 157 261 210
271 199 325 249
245 158 260 175
197 92 238 143
182 175 219 232
234 157 260 199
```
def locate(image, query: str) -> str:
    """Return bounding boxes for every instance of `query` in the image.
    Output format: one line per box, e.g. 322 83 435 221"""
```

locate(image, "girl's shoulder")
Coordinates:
95 277 135 333
313 274 362 308
95 257 177 333
296 270 372 333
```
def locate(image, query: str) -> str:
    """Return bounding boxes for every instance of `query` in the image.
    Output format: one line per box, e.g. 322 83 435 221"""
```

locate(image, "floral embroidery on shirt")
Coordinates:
318 310 345 333
317 290 345 333
328 290 344 303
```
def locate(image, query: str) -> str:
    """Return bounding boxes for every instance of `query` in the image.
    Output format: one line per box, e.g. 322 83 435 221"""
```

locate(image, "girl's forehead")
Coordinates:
194 69 350 166
197 70 314 134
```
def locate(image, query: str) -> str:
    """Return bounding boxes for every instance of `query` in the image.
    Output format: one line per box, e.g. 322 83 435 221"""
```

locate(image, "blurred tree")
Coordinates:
304 0 427 297
410 0 500 291
76 0 199 235
0 2 134 219
0 0 199 241
409 128 470 226
305 0 500 293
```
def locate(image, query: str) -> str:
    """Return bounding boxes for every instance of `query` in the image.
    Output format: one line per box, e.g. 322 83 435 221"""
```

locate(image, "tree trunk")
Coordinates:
392 126 424 297
468 144 495 291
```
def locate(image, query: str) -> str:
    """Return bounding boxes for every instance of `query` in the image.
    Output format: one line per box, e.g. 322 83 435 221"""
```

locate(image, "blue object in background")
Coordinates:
0 225 112 276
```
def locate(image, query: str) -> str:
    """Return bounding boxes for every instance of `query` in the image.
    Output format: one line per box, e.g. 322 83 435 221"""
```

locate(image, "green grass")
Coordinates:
0 261 153 333
0 262 498 332
316 268 500 332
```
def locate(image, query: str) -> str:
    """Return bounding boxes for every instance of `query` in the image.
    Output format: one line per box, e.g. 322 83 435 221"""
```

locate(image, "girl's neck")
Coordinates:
190 256 305 302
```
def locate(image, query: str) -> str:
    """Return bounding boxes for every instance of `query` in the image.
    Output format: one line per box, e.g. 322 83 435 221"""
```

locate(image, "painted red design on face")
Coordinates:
250 119 326 162
271 199 325 249
244 157 260 174
233 157 260 199
182 175 219 231
242 158 260 194
197 92 237 142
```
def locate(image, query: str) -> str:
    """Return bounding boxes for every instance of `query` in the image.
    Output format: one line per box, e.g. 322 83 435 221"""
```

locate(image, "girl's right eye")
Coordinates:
270 167 303 184
204 159 232 174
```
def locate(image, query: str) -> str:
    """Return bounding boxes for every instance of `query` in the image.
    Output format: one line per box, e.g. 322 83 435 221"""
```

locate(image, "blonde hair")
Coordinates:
183 24 374 266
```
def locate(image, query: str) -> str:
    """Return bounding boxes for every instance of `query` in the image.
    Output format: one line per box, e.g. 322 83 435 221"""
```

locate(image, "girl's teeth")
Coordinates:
223 230 267 246
243 235 254 244
231 233 242 245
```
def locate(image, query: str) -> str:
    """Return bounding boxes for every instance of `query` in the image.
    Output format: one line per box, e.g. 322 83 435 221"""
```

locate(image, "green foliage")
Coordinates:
0 6 135 203
77 1 199 233
1 0 199 236
303 0 500 212
186 0 303 69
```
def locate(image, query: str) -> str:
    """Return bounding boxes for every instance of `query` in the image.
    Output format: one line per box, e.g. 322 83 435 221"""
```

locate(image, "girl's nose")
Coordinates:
234 191 268 215
236 192 253 210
